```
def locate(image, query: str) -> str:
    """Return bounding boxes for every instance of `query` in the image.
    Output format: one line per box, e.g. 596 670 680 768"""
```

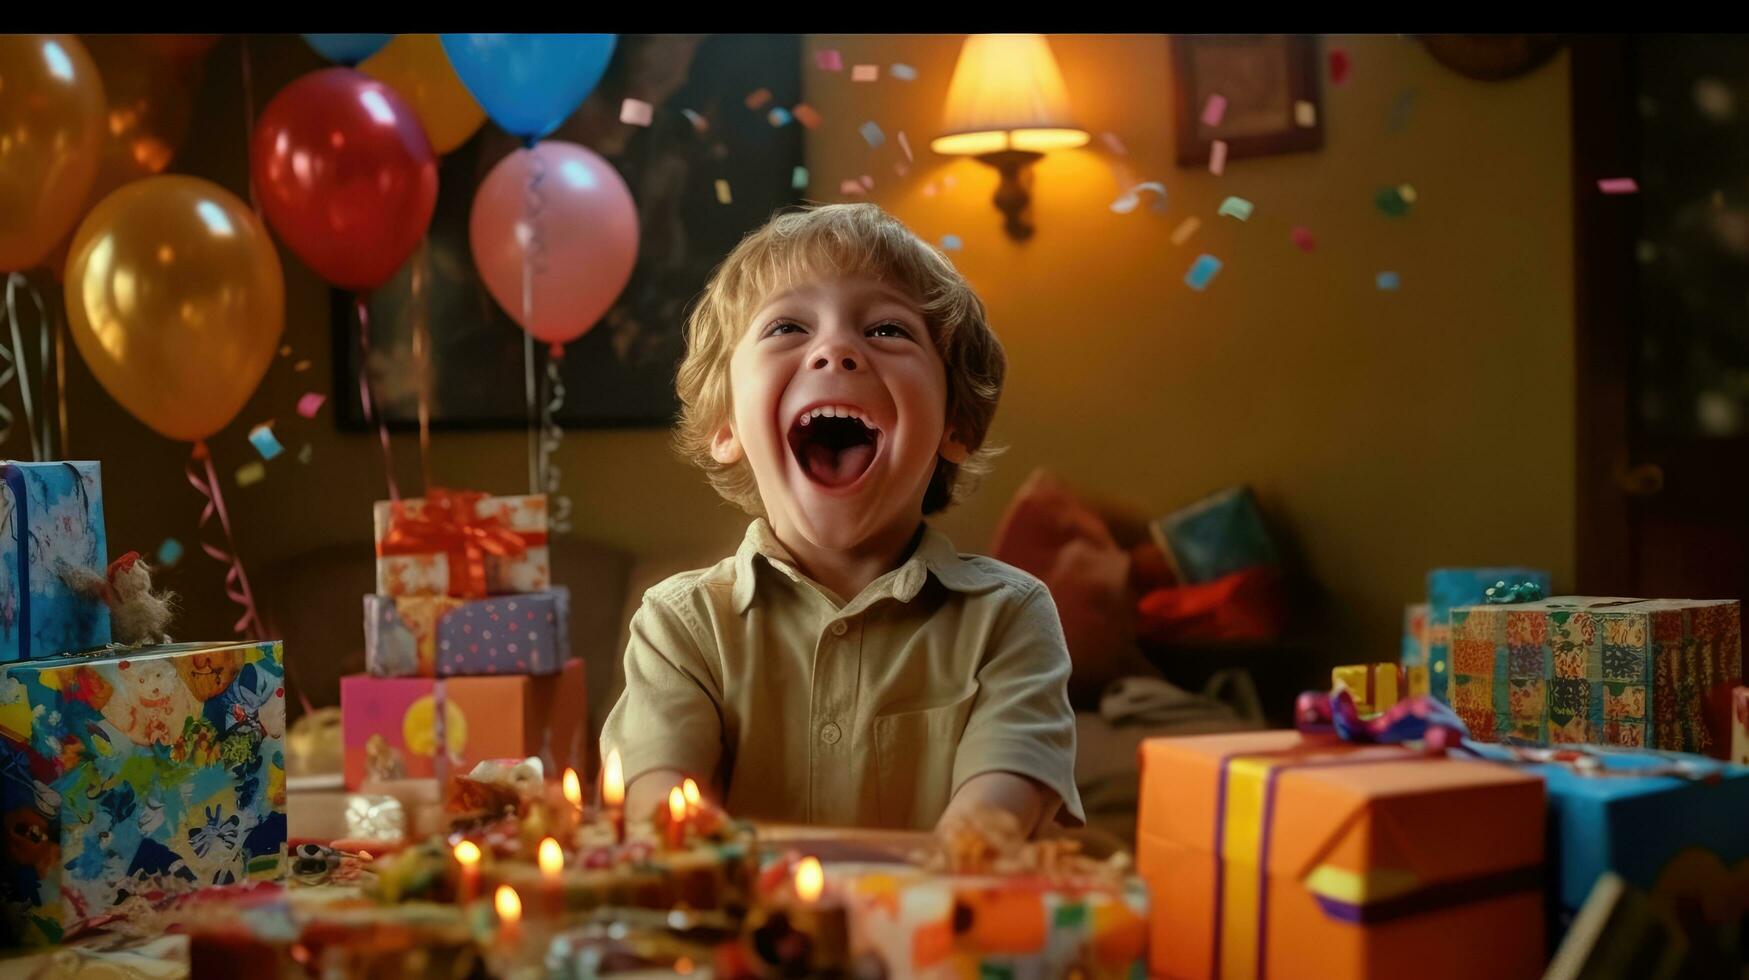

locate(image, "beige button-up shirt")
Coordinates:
600 519 1084 830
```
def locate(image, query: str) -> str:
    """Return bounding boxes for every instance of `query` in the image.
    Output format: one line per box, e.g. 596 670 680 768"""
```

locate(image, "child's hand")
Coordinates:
937 771 1059 838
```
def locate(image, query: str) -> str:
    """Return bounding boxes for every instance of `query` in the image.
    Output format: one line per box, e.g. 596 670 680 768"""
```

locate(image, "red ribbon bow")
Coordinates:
377 488 535 598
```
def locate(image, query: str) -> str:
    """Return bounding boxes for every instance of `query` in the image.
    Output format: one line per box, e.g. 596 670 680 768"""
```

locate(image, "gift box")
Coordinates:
373 489 549 598
0 640 287 945
340 658 584 790
1149 485 1278 585
1401 604 1430 668
1733 686 1748 765
1332 663 1429 716
1426 568 1551 703
363 588 568 678
1463 741 1749 951
1138 730 1546 980
1449 597 1742 756
0 460 110 663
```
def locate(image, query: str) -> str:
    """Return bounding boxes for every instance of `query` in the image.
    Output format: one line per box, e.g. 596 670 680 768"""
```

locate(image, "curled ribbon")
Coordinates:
1483 579 1545 604
377 488 535 598
1295 687 1470 752
186 441 265 641
541 347 572 535
3 272 52 459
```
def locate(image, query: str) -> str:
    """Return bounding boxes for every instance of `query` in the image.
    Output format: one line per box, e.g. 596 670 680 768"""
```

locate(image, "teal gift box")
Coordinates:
1425 567 1551 703
0 641 287 945
0 461 111 664
1149 485 1278 584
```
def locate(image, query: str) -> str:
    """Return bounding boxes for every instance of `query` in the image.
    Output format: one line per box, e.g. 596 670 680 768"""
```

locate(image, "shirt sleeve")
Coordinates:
951 582 1086 827
598 591 725 787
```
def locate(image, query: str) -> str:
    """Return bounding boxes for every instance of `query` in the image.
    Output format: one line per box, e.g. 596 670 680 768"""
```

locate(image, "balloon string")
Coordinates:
541 348 572 534
521 146 549 496
3 273 48 460
53 306 68 458
411 238 434 494
354 295 400 503
186 441 265 642
239 36 262 219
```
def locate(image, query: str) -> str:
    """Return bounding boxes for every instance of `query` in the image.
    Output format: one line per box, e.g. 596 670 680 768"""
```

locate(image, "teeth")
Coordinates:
796 406 879 429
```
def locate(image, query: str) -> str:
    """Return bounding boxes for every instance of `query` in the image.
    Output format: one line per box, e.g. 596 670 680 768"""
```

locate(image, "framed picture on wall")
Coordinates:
335 33 805 431
1171 35 1323 167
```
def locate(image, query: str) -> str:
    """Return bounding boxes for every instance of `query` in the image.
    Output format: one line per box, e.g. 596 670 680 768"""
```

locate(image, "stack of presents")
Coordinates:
1139 564 1749 978
0 461 287 946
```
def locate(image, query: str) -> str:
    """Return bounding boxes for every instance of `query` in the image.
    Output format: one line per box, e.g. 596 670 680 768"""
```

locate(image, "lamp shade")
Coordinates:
932 34 1089 155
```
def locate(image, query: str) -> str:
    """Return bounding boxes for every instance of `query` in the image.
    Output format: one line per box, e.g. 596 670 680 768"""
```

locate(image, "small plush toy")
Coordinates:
62 550 177 647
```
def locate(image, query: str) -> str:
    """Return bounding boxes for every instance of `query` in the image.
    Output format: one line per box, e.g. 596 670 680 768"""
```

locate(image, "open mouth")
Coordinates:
786 405 882 490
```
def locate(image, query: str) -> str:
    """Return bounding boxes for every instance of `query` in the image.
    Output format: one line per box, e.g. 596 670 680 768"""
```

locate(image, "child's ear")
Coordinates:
710 422 744 465
939 428 970 464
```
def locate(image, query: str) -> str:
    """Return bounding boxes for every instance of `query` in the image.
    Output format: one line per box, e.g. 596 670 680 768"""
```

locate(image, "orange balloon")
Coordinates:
0 35 105 272
64 176 285 442
360 34 486 155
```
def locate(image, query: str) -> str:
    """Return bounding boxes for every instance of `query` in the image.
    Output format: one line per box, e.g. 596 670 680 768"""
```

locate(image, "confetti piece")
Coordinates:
1101 132 1127 155
859 121 885 148
922 182 938 197
792 104 822 129
1290 226 1316 252
156 538 183 568
1329 49 1350 85
1374 186 1411 217
296 392 326 419
1397 183 1418 205
619 98 653 127
248 423 284 461
293 359 311 372
1201 94 1228 127
940 235 963 252
816 49 843 71
894 161 909 178
1110 181 1168 215
236 461 266 488
278 345 292 358
767 107 792 127
1294 100 1317 128
681 108 709 134
1170 216 1202 245
839 179 866 196
1217 196 1254 221
852 64 878 82
1376 271 1401 291
860 174 874 190
1598 177 1639 194
792 166 809 190
890 63 917 81
715 179 732 205
297 444 313 464
1184 254 1223 291
744 88 772 110
898 131 912 162
1387 88 1417 133
1209 140 1228 176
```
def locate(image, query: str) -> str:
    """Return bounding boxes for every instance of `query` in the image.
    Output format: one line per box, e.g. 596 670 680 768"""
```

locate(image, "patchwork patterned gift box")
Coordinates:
1138 730 1546 980
0 460 111 663
340 659 585 790
372 489 549 598
1425 567 1551 703
1448 597 1742 756
0 641 287 945
363 588 568 678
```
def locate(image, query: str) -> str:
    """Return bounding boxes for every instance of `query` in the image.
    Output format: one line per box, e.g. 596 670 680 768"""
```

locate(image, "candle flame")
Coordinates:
682 777 702 807
495 884 522 923
562 768 582 808
795 856 824 903
538 837 563 877
603 749 625 806
453 840 481 867
669 785 687 823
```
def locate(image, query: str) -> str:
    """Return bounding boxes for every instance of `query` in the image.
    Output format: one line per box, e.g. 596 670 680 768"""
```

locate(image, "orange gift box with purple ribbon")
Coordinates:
1138 730 1546 980
372 489 549 599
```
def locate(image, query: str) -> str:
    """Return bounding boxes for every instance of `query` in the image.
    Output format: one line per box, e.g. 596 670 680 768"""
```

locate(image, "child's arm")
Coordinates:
937 771 1059 836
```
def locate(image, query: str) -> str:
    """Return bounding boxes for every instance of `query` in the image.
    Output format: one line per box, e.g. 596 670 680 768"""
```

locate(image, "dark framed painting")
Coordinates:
1171 35 1323 168
336 33 805 431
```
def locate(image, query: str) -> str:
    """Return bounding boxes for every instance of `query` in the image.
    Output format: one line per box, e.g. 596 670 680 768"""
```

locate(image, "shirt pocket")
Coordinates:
871 686 978 829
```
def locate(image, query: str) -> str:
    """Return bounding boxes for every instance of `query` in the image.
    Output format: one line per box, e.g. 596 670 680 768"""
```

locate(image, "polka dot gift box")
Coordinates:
363 588 569 678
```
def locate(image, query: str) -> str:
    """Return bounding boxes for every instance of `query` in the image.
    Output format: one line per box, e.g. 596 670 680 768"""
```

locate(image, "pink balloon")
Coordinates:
470 141 638 347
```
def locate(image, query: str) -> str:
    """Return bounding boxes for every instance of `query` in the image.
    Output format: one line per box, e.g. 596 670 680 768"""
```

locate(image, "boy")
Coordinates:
601 203 1081 834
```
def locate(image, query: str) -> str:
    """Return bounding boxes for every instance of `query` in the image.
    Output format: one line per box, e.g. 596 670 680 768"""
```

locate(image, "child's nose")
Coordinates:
811 354 859 371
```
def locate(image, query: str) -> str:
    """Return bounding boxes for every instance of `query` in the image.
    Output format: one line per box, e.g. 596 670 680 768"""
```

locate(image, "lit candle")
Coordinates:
602 748 625 844
563 768 583 815
682 777 702 815
787 856 847 973
794 856 824 904
538 836 564 917
494 884 523 947
453 840 482 904
666 785 687 851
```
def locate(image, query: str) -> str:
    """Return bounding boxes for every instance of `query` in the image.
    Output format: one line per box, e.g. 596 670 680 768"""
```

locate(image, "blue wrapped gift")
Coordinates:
1149 485 1278 584
0 461 110 663
1426 567 1550 702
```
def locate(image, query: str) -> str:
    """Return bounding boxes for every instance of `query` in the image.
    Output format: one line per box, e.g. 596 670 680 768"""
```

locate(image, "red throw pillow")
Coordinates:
1135 565 1286 646
989 469 1116 580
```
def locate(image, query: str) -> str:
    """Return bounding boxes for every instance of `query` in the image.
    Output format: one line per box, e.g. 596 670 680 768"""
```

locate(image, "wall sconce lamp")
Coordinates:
931 34 1088 241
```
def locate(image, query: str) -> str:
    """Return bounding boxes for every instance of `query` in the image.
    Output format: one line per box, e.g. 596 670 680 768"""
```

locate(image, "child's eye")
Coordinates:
868 321 912 339
764 320 805 338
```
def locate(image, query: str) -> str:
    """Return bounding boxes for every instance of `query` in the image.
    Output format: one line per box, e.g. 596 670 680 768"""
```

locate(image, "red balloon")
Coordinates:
250 67 436 291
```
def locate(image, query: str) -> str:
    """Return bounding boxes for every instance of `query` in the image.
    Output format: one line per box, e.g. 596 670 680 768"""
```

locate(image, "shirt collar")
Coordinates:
731 518 998 614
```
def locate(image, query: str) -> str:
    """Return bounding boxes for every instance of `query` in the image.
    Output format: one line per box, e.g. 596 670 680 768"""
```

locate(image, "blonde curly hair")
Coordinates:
674 203 1005 516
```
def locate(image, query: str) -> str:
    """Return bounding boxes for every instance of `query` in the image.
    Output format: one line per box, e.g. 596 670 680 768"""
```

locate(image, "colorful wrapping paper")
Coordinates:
340 659 585 790
1138 730 1546 980
372 490 549 598
1426 568 1551 703
0 461 110 663
0 641 287 945
841 867 1148 980
1449 598 1742 757
1401 604 1430 668
1331 664 1429 717
363 588 569 678
1149 486 1279 585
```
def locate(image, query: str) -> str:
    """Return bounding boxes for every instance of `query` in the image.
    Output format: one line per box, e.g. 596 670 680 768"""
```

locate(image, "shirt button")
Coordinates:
830 620 849 637
820 722 842 744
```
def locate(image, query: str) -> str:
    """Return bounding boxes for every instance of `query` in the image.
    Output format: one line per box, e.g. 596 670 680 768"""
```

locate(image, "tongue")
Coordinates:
801 442 876 488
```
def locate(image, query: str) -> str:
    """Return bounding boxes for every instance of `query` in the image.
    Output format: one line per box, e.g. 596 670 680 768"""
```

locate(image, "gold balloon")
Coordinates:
361 34 485 155
65 176 285 443
0 35 105 271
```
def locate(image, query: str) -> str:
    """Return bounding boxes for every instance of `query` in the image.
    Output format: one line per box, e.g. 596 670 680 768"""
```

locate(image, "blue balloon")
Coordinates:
301 34 394 65
439 34 617 141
